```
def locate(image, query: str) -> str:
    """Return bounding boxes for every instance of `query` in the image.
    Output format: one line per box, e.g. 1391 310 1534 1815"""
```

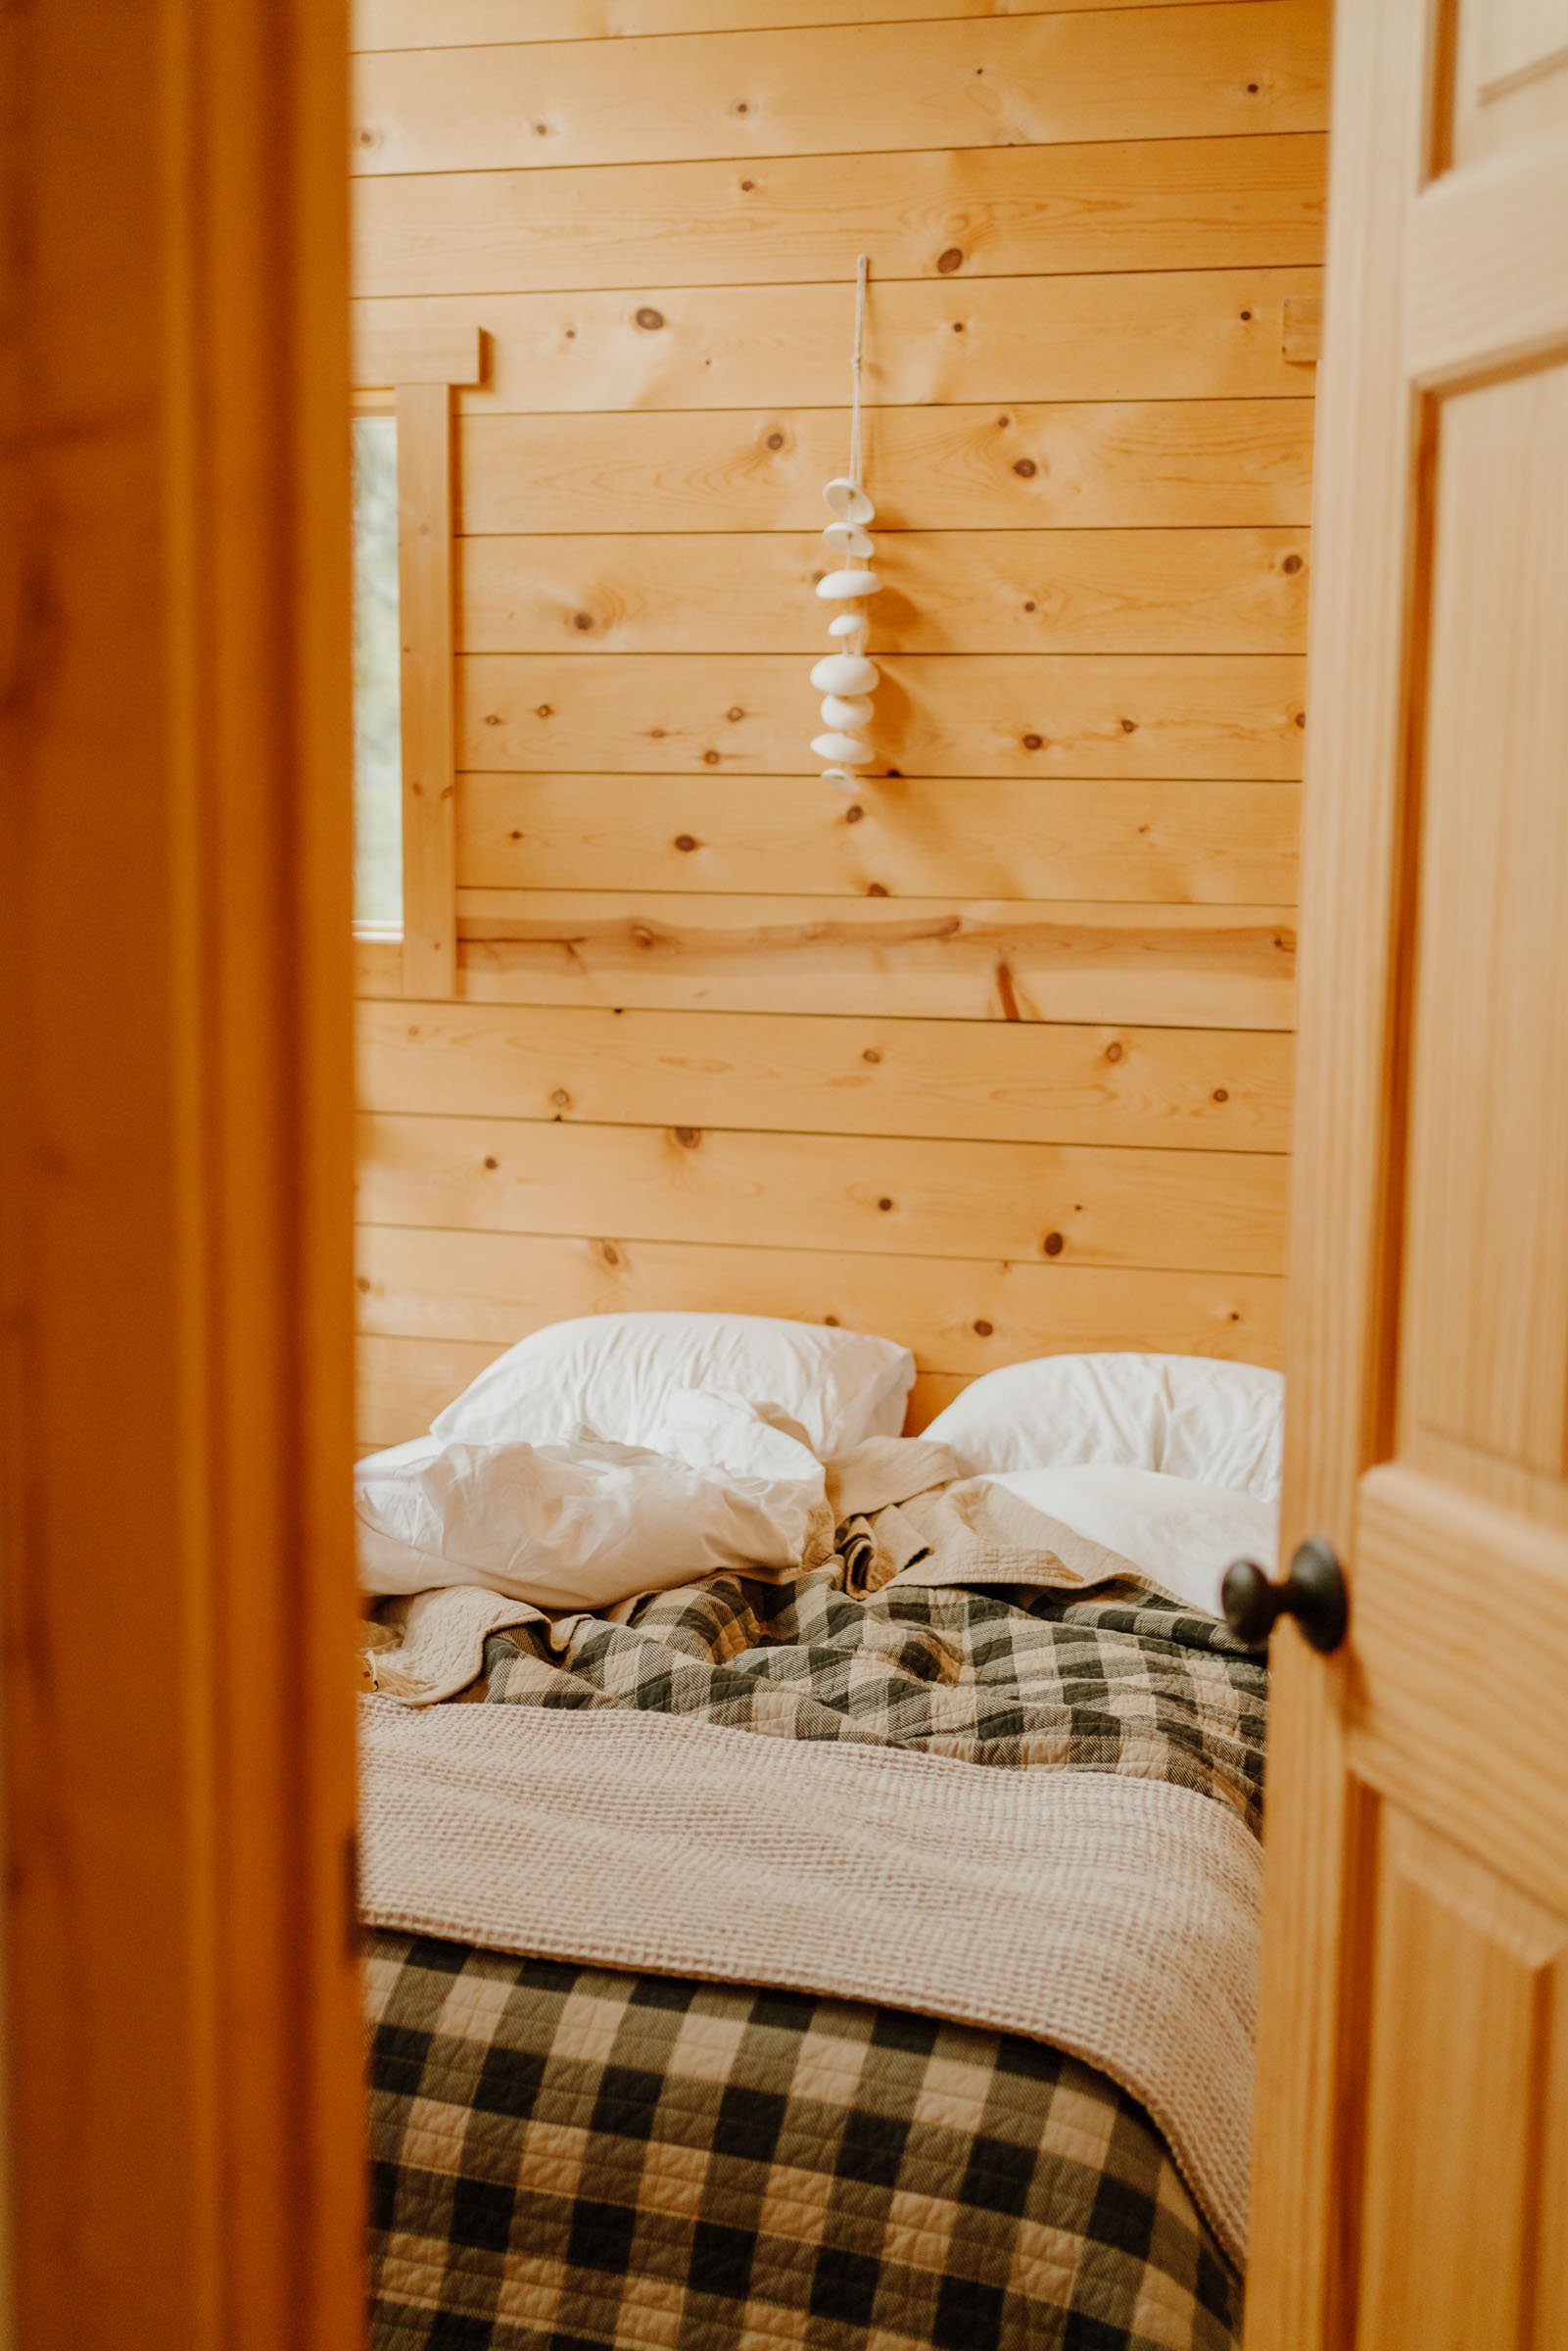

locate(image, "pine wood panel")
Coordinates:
396 381 458 991
356 267 1322 412
445 893 1297 1028
352 5 1330 175
458 651 1307 781
458 401 1316 534
5 1 364 2341
354 0 1261 48
356 1111 1287 1271
356 999 1294 1150
353 133 1327 297
455 774 1302 902
459 528 1310 655
355 1228 1285 1375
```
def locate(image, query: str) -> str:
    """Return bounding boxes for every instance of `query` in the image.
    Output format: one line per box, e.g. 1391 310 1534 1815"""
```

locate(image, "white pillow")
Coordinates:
987 1463 1278 1619
356 1411 832 1611
430 1313 913 1459
922 1354 1283 1500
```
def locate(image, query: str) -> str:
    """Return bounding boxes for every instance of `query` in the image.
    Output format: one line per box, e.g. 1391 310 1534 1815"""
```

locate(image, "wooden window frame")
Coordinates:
352 324 484 996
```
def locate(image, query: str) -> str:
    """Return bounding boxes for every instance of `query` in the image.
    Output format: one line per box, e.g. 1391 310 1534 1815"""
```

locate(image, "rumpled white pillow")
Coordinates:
922 1354 1283 1501
356 1393 832 1610
987 1463 1279 1619
430 1312 914 1460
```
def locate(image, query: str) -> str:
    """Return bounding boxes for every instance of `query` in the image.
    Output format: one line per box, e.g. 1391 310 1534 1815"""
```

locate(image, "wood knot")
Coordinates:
739 178 755 192
535 703 553 719
1282 552 1304 575
877 1197 894 1213
674 1127 701 1149
1012 457 1037 479
973 1319 993 1337
1212 1086 1229 1104
674 833 698 852
765 430 785 451
862 1047 881 1065
483 1156 499 1171
726 705 744 724
1022 600 1036 613
1022 733 1043 751
1042 1231 1065 1257
483 712 502 727
1295 709 1307 728
702 748 721 765
844 803 864 824
1239 309 1253 322
867 881 889 897
636 307 665 331
356 1275 371 1293
572 611 594 631
550 1088 572 1110
1105 1040 1124 1064
1119 717 1136 734
824 1314 839 1326
599 1242 620 1269
936 247 964 274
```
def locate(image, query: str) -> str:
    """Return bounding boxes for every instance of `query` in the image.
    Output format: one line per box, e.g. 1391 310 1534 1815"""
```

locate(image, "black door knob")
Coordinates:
1221 1536 1348 1655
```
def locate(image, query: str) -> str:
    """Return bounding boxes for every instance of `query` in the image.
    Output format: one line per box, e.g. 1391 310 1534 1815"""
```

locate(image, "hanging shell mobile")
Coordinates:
811 260 880 790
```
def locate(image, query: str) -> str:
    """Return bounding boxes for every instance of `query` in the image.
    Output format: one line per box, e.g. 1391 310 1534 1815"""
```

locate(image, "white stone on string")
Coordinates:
812 256 880 792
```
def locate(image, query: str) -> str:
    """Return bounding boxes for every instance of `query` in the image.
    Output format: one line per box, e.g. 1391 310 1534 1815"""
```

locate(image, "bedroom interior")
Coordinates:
3 1 1567 2346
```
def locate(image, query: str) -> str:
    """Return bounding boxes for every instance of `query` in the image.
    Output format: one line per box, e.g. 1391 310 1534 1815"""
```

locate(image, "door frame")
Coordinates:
0 5 363 2343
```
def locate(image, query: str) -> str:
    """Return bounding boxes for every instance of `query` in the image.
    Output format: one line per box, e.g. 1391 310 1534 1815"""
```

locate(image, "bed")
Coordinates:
356 1321 1280 2351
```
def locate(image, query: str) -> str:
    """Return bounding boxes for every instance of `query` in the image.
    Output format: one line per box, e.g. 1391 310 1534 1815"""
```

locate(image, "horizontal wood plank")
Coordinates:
455 774 1302 902
353 5 1330 174
353 0 1266 50
458 402 1316 533
437 893 1297 1028
351 319 483 386
458 652 1307 780
352 133 1326 296
356 998 1295 1150
459 528 1310 655
356 267 1321 411
355 1227 1286 1376
356 1111 1289 1270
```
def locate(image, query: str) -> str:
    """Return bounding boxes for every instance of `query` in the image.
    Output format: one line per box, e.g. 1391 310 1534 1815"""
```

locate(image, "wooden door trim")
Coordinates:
0 4 363 2342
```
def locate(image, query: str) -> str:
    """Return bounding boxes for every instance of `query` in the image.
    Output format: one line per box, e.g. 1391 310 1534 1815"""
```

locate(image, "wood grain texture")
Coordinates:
353 132 1326 297
352 4 1330 174
455 773 1302 902
356 1227 1285 1376
397 381 458 991
457 401 1317 533
356 267 1322 411
356 1111 1288 1271
353 317 482 385
459 528 1311 654
351 0 1322 1427
356 999 1294 1149
3 1 364 2342
353 0 1269 48
447 893 1297 1027
458 651 1307 780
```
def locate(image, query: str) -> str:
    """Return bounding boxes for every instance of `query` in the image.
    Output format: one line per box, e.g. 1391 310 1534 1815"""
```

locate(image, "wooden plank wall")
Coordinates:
350 0 1328 1451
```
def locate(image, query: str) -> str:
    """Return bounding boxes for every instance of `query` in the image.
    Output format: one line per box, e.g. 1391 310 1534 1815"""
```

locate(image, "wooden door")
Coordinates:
0 2 363 2343
1247 2 1568 2345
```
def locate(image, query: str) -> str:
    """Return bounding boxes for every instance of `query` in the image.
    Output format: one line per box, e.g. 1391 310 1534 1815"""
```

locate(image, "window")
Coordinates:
352 412 402 930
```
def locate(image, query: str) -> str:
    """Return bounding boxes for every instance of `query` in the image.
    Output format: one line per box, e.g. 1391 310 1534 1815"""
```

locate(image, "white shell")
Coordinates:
821 693 875 731
823 477 875 526
828 612 869 646
812 731 876 766
810 650 878 696
823 521 874 559
820 767 859 791
816 567 881 601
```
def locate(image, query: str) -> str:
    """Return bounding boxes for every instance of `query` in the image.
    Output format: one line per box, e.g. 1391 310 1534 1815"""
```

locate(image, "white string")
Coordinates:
848 254 869 492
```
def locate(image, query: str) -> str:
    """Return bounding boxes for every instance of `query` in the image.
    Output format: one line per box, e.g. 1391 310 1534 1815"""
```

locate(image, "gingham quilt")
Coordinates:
366 1567 1267 2350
